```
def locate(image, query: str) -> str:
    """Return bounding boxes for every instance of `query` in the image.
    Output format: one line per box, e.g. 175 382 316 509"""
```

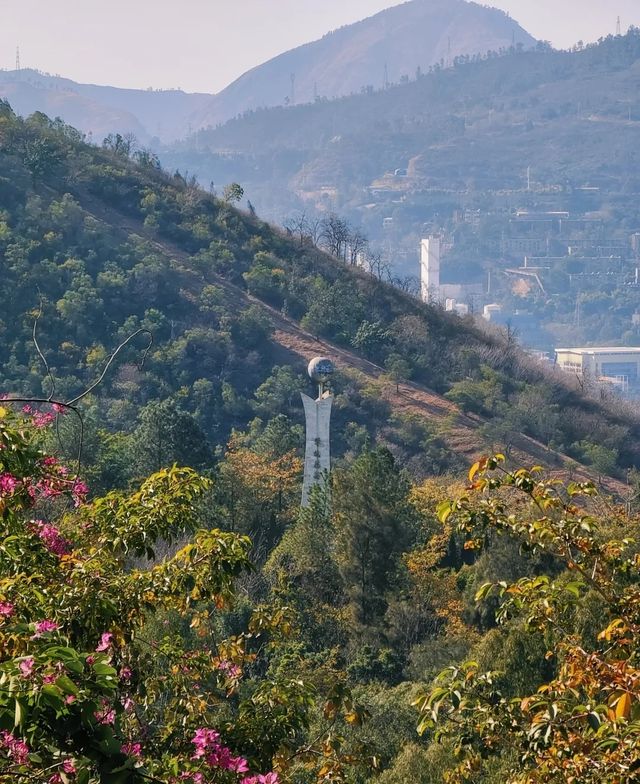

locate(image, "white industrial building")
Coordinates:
420 236 483 306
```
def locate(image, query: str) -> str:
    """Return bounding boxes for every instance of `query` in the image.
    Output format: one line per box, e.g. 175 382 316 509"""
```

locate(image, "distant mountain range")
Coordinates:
162 32 640 226
192 0 536 129
0 70 210 143
0 0 536 143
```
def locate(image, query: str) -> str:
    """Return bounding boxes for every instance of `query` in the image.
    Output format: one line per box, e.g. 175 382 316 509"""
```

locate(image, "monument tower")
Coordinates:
301 357 335 507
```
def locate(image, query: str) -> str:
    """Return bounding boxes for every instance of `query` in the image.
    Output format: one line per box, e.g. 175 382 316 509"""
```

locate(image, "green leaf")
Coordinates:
475 582 494 602
55 675 79 696
14 697 24 728
437 500 453 524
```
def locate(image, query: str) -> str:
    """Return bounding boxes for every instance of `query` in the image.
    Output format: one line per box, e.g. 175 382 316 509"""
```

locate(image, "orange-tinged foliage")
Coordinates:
408 478 472 637
415 460 640 784
218 436 303 532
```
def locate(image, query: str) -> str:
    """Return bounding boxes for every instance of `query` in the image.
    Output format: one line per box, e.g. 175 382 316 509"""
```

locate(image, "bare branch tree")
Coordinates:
347 228 369 266
391 275 421 297
283 211 321 247
365 250 392 281
319 213 351 260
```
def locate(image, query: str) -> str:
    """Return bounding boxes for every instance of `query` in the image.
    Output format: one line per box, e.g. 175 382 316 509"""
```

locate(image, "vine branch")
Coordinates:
2 325 154 472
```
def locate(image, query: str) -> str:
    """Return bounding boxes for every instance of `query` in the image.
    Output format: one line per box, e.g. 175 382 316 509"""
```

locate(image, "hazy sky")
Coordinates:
1 0 638 93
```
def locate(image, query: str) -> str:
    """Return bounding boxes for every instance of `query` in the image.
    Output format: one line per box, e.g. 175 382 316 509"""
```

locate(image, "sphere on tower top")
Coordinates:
308 357 335 383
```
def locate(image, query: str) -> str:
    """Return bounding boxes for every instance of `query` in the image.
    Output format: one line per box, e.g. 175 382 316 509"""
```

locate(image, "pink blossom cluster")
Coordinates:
0 602 14 617
217 659 242 679
242 774 279 784
94 698 116 726
22 404 64 429
19 657 35 678
32 411 55 428
31 476 63 501
0 730 29 764
32 619 60 638
187 729 280 784
48 759 76 783
191 728 249 773
121 742 142 758
0 440 90 511
0 473 18 494
72 480 89 507
95 632 113 652
31 520 71 556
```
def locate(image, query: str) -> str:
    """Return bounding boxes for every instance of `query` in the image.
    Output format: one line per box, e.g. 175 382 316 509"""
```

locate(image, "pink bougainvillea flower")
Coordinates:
120 666 132 682
0 473 18 494
36 479 62 499
32 411 55 428
52 403 66 414
0 602 14 617
242 774 279 784
0 731 29 764
191 727 249 773
21 405 32 414
217 659 242 678
191 728 220 759
32 520 71 556
64 695 76 705
94 699 116 726
95 632 113 652
71 480 89 507
62 759 76 774
121 742 142 758
19 657 34 678
32 620 60 638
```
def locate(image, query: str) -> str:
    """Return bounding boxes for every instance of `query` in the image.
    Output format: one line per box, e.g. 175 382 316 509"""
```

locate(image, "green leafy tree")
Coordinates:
384 354 412 393
333 447 416 626
223 183 245 204
130 399 212 477
351 321 390 360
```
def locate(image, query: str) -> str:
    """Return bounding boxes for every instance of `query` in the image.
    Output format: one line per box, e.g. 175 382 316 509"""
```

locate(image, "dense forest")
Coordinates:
1 102 640 782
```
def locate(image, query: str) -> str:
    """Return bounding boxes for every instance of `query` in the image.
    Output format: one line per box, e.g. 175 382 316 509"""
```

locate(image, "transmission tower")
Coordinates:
617 16 622 35
15 46 20 72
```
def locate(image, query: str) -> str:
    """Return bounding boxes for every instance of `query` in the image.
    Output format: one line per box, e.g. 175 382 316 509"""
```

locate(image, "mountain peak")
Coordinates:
193 0 536 128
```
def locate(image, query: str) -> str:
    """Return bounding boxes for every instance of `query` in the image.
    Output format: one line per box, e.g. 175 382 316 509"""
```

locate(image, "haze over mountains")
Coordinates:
0 69 210 143
191 0 536 128
0 0 536 142
165 33 640 226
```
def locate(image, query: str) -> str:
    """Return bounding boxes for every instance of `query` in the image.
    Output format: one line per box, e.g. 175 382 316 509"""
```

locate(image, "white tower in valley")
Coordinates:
301 357 334 507
420 236 441 302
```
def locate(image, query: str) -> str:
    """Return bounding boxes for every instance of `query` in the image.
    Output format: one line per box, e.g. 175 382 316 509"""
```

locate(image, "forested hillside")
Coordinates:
3 101 640 783
0 100 638 487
